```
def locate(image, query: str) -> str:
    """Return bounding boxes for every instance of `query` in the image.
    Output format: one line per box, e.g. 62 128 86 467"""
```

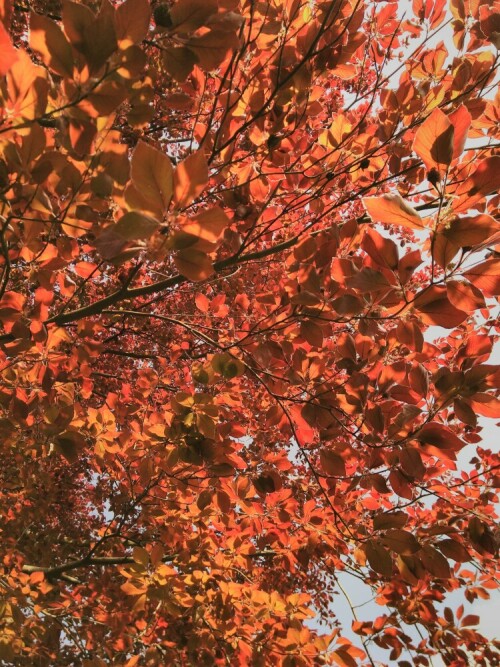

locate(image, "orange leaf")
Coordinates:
363 194 424 230
129 141 173 216
446 280 485 311
448 104 472 160
469 393 500 418
454 156 500 212
464 259 500 297
62 0 117 74
170 0 218 32
361 228 399 269
443 214 499 248
413 107 454 171
173 150 209 208
180 207 229 249
0 20 19 76
186 29 239 70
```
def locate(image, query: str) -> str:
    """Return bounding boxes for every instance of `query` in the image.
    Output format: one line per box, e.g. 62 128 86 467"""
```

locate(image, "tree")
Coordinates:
0 0 499 663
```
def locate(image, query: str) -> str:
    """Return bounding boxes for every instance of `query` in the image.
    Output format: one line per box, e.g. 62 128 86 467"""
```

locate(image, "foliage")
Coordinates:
0 0 499 664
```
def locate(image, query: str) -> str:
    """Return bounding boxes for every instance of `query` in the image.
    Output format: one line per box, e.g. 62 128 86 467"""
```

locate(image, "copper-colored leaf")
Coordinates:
437 539 470 562
62 0 117 73
413 108 454 170
448 104 472 160
30 11 74 78
414 285 468 328
417 423 464 451
464 259 500 297
366 540 393 576
381 529 420 554
446 280 485 312
420 545 451 578
454 156 500 212
361 228 399 269
301 320 324 347
363 194 424 230
180 207 229 249
443 214 499 248
129 141 173 216
173 150 209 208
115 0 151 45
373 511 408 531
320 449 346 477
174 248 214 281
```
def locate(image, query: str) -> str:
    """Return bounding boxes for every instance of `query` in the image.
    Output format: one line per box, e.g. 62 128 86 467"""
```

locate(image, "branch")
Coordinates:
21 550 276 581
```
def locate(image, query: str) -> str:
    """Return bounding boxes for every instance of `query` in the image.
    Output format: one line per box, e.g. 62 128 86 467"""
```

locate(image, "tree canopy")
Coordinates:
0 0 499 664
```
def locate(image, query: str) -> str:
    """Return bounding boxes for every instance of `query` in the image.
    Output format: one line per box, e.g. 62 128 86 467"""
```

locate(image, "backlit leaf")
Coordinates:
173 151 209 208
363 194 424 230
30 11 74 78
0 20 19 75
413 107 454 170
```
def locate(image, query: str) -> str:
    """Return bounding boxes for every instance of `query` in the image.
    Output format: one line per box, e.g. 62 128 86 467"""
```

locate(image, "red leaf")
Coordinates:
389 470 413 500
461 615 480 627
0 21 18 76
373 511 408 531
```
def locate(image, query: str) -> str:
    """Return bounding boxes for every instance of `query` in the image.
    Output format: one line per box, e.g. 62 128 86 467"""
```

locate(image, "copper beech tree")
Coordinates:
0 0 499 664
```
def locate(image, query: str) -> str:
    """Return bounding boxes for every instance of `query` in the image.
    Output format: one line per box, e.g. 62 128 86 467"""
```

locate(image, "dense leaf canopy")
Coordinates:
0 0 499 664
